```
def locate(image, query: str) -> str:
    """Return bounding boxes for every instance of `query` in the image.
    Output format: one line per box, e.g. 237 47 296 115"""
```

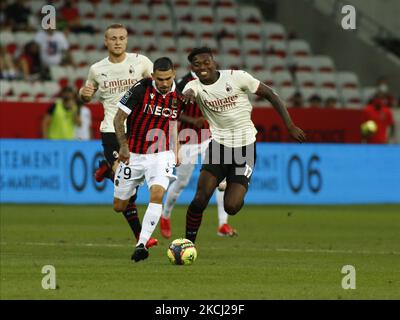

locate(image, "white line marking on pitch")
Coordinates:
1 241 399 256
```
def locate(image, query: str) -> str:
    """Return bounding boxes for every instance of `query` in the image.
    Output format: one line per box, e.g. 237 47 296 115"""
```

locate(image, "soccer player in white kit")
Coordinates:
180 47 306 244
160 70 237 239
78 24 157 248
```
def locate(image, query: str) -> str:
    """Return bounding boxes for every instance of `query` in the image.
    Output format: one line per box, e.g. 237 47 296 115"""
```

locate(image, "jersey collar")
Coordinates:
152 80 176 98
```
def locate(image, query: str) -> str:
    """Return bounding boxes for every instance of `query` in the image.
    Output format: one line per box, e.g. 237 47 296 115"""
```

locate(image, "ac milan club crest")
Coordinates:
129 65 135 75
225 83 233 93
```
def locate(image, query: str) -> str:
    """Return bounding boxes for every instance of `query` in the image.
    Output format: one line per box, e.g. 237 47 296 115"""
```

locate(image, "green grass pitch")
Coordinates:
1 204 399 299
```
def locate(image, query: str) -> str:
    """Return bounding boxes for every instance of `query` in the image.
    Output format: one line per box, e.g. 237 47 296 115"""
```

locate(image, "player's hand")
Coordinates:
288 124 306 143
193 117 205 129
118 146 130 165
80 83 96 100
180 89 196 104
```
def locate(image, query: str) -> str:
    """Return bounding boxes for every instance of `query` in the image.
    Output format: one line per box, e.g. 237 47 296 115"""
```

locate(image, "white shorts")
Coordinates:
179 139 211 165
114 151 176 200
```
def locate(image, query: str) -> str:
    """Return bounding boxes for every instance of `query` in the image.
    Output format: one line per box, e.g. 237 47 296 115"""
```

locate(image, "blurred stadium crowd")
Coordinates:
0 1 398 115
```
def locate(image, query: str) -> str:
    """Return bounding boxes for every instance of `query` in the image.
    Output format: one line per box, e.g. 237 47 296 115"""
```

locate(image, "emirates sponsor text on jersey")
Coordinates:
203 94 239 111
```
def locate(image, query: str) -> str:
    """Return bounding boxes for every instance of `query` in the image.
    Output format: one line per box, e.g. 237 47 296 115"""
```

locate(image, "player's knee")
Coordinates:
113 200 126 213
224 200 243 216
150 185 165 204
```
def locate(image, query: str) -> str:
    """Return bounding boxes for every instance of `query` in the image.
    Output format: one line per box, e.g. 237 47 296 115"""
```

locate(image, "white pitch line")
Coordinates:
1 241 400 256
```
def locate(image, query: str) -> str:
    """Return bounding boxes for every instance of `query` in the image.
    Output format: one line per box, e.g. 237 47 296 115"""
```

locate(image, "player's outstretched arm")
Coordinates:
113 109 130 164
255 83 306 143
180 89 196 104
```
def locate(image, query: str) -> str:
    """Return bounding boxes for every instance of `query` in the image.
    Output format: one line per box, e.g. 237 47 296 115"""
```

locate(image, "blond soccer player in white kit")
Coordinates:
180 47 306 244
78 24 158 249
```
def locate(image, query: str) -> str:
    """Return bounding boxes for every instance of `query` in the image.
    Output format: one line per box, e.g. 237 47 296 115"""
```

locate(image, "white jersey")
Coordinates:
182 70 260 147
86 52 153 132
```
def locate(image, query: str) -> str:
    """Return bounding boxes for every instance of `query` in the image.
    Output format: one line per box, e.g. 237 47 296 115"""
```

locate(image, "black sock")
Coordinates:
185 207 204 243
122 197 141 240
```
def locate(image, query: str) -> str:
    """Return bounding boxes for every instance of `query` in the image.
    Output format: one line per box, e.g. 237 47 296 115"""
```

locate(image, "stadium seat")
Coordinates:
71 50 89 67
295 71 316 88
336 71 359 89
244 55 265 71
273 71 293 87
96 2 114 19
289 56 315 72
216 23 239 39
177 37 198 53
50 66 69 84
215 6 238 24
77 34 97 51
220 38 241 56
317 87 339 101
264 40 287 58
217 53 243 70
157 17 175 34
14 32 34 49
77 2 96 18
287 39 312 57
239 5 263 24
193 22 215 39
263 22 286 40
136 20 155 37
312 55 335 73
192 6 214 23
341 88 362 109
158 37 178 53
43 81 61 98
251 69 273 86
173 3 193 22
198 38 219 53
113 3 132 19
239 23 263 40
137 36 157 52
242 39 263 56
279 86 297 101
0 30 15 47
298 87 318 102
131 3 151 20
314 72 337 88
151 4 172 21
10 81 32 99
0 80 12 98
176 21 196 38
265 55 286 72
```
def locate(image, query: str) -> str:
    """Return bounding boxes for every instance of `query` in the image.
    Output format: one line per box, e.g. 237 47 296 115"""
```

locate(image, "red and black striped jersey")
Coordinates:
177 72 211 144
117 78 186 154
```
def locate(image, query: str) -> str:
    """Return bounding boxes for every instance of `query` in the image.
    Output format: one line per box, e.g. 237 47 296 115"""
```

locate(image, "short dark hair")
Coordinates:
153 57 174 72
188 47 213 63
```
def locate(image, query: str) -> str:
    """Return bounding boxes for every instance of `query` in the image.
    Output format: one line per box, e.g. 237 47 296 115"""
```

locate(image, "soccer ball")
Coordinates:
361 120 377 136
167 238 197 265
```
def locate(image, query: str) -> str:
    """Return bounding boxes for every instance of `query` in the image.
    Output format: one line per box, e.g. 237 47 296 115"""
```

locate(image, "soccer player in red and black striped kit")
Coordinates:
113 57 187 262
160 71 238 239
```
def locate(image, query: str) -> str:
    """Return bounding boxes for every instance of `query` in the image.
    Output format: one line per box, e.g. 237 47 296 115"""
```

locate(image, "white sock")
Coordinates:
216 188 228 226
138 203 162 247
163 180 181 219
162 164 194 219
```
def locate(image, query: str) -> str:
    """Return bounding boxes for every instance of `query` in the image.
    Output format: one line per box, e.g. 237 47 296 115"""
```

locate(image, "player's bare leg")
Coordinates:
222 182 247 216
185 170 219 243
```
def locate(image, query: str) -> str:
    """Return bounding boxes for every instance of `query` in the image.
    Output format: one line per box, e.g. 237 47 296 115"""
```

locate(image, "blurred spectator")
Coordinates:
308 94 323 108
0 45 19 80
325 97 338 109
289 92 303 108
42 86 80 140
59 0 95 33
34 29 72 67
362 97 395 144
75 101 93 140
4 0 33 31
376 76 396 108
18 41 43 81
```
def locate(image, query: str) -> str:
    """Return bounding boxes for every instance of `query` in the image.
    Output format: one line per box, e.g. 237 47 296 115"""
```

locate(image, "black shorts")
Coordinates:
101 132 120 165
201 140 256 190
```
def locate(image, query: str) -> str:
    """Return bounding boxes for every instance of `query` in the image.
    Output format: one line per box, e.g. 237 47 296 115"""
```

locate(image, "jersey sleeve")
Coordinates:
182 80 198 96
234 70 260 94
117 81 145 115
86 65 98 88
140 55 153 78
